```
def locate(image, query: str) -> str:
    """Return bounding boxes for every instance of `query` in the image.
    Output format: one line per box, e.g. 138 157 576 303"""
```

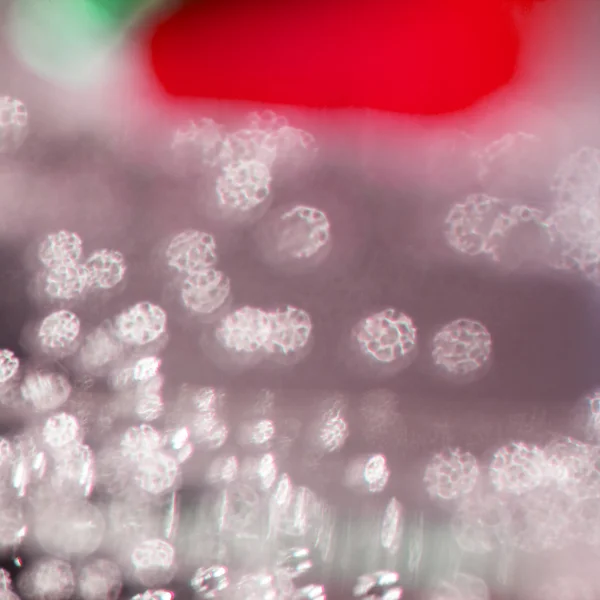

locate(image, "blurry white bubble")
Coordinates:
77 559 122 600
314 404 348 453
171 118 224 170
21 372 71 412
85 250 126 290
238 419 275 447
423 449 480 501
136 394 164 423
489 442 546 495
134 357 161 382
431 319 492 381
444 194 504 259
42 413 80 449
180 270 231 316
0 96 28 153
0 350 19 385
264 306 312 361
206 455 238 486
345 454 390 493
214 160 272 222
34 500 105 558
257 205 331 271
191 412 228 450
134 451 179 495
215 306 271 358
381 497 403 554
37 310 80 355
191 566 229 599
452 202 552 275
240 452 278 491
78 325 123 375
18 558 75 600
353 571 402 600
162 427 194 465
38 232 83 269
121 425 162 462
43 262 89 301
353 309 417 371
130 539 175 586
166 231 218 276
279 206 330 258
115 303 167 347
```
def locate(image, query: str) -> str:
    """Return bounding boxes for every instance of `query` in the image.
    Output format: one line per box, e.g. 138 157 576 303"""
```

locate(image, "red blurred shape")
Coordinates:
146 0 524 115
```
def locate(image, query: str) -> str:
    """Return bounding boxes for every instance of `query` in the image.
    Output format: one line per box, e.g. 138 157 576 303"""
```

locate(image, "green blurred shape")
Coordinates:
5 0 166 86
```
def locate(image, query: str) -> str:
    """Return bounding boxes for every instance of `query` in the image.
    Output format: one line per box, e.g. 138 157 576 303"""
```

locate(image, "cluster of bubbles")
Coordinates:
445 144 600 284
171 111 317 225
351 310 493 382
211 305 313 367
33 231 125 303
163 230 231 319
421 393 600 562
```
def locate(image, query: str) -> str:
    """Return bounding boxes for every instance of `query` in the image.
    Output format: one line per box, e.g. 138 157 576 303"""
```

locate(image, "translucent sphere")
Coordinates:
264 306 312 361
180 270 231 316
86 250 126 290
165 231 218 277
37 310 80 355
43 262 89 301
130 539 175 586
431 319 492 381
444 194 504 258
489 442 546 495
18 558 75 600
423 448 480 501
215 160 272 220
34 500 105 558
115 303 167 347
0 96 28 153
38 231 83 269
215 306 271 356
21 372 70 415
42 413 81 448
257 205 331 271
353 308 417 373
77 559 122 600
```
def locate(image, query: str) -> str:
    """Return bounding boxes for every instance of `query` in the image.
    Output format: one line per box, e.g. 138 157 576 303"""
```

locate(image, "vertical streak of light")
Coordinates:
164 491 178 540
